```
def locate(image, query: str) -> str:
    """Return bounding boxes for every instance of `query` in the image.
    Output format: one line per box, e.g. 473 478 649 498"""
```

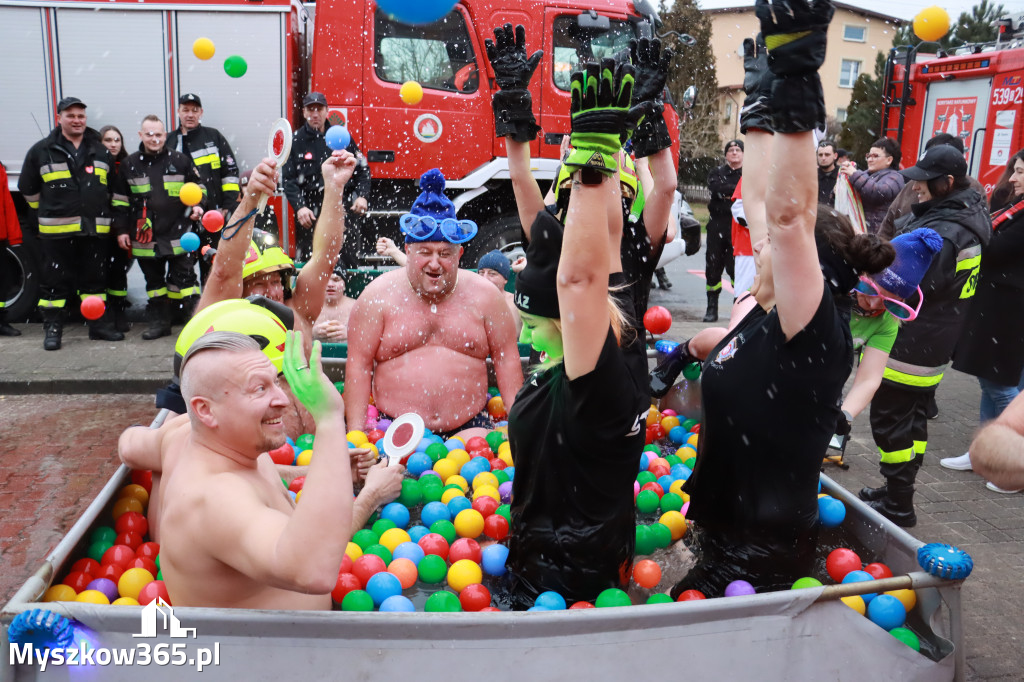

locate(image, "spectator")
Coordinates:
476 249 521 334
99 125 133 332
702 140 742 321
120 115 205 339
19 97 128 350
282 92 370 264
312 265 356 343
842 137 905 234
817 139 839 206
0 161 22 336
836 148 851 168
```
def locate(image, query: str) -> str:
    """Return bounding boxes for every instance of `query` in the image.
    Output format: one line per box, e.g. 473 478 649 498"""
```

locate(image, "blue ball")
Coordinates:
842 570 877 603
406 452 433 477
639 452 652 472
376 0 457 25
535 591 567 610
504 466 515 482
668 426 688 445
415 438 431 453
447 496 472 517
421 501 451 527
393 541 425 565
180 231 201 252
426 435 444 446
379 594 416 612
482 543 509 576
325 125 351 151
365 571 402 607
657 474 674 493
670 464 692 481
867 594 907 630
818 496 847 528
445 439 463 451
407 525 430 543
527 605 550 612
380 502 411 529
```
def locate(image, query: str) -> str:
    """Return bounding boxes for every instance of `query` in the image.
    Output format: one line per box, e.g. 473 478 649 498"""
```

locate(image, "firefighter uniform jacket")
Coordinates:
886 188 992 389
120 145 206 258
282 123 371 219
18 127 130 239
166 124 239 212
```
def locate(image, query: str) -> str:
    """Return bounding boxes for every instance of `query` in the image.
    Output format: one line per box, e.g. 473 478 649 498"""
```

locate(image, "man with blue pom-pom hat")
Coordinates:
345 169 523 439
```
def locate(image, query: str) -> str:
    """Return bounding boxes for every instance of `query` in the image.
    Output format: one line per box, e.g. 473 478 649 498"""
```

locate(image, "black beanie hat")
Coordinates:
515 209 563 318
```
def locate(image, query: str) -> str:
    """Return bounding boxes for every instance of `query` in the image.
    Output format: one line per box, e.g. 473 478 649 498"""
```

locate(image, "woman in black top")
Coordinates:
100 125 133 332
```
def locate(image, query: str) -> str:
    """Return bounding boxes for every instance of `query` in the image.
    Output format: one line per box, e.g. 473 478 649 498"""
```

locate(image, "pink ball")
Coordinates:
633 480 641 500
366 405 379 421
661 409 677 417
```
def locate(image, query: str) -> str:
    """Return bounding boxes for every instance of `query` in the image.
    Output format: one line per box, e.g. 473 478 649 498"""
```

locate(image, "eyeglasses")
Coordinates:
854 276 923 321
399 214 478 244
865 153 887 160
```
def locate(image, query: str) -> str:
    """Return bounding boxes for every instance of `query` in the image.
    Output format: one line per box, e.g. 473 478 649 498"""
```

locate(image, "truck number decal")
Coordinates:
992 87 1023 106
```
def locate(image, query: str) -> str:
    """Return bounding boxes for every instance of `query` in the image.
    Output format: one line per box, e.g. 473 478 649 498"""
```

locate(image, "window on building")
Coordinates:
552 15 637 91
724 101 733 121
374 9 478 93
836 108 848 123
839 60 861 88
843 25 867 42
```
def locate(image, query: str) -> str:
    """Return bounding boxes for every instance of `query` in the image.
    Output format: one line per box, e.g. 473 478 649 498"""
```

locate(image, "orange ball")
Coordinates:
43 584 78 602
111 496 143 520
487 395 506 419
118 483 150 508
632 559 662 589
388 558 418 589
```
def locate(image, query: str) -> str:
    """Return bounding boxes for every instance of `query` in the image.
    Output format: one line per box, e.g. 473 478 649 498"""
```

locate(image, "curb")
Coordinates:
0 379 165 395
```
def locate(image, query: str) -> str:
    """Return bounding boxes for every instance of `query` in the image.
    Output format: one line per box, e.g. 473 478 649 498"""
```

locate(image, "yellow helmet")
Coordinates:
172 298 289 380
242 229 294 280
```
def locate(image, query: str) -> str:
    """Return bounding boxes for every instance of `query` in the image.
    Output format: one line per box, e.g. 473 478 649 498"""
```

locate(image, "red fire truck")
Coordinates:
881 12 1024 194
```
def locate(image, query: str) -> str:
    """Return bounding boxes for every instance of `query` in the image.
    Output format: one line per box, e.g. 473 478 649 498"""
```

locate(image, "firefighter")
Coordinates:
166 93 240 283
120 115 205 339
282 92 371 264
18 97 129 350
703 140 742 322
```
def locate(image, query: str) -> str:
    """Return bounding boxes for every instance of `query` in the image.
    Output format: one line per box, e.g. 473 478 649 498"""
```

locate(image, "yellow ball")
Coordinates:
472 472 499 491
76 589 111 605
885 588 917 612
112 597 140 606
447 449 471 469
366 443 379 458
379 528 412 553
669 479 686 497
118 567 155 600
913 6 950 42
497 441 511 458
179 182 203 207
345 542 363 562
111 496 143 521
447 559 483 592
841 595 866 615
686 434 699 447
472 484 500 503
296 449 314 466
447 475 469 493
118 483 150 508
399 80 424 105
433 458 459 483
660 416 681 432
347 430 370 446
295 489 302 502
192 37 216 60
659 510 688 541
43 584 78 602
441 487 466 504
454 509 485 538
498 451 514 467
646 407 661 426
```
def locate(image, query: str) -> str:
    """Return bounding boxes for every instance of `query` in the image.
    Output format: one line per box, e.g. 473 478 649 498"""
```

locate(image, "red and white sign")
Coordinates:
932 97 978 155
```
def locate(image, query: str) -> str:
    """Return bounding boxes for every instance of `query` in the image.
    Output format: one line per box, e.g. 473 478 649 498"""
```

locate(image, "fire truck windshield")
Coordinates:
552 14 638 91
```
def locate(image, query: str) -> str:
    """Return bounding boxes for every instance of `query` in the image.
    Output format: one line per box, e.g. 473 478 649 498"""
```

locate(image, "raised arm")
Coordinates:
343 281 386 430
629 37 675 246
507 140 546 237
738 35 774 250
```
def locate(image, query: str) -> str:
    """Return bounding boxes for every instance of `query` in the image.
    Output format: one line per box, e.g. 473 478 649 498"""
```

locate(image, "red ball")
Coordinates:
677 589 706 601
70 558 101 576
96 563 125 582
268 443 294 466
62 571 94 593
115 511 149 538
471 496 499 518
417 533 450 560
469 448 493 460
643 306 672 335
449 538 483 564
131 470 153 494
367 429 385 444
480 606 502 612
568 601 595 609
464 437 490 453
459 583 492 611
863 562 893 580
640 482 664 498
201 209 224 232
488 457 507 471
826 548 862 583
137 580 171 606
136 542 160 561
352 554 387 586
128 557 158 577
339 555 353 575
632 559 662 589
101 544 136 569
288 476 305 493
80 296 105 321
483 514 509 541
331 572 362 603
115 532 144 551
648 424 666 442
648 463 671 479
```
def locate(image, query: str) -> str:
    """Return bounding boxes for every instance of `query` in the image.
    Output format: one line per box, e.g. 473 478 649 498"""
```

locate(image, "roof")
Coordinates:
701 1 902 24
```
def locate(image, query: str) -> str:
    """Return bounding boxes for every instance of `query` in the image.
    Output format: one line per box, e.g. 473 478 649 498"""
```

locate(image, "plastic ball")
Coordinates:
535 591 567 610
332 573 362 603
913 6 950 42
379 528 412 554
429 520 457 545
180 231 201 253
80 296 105 321
380 595 416 612
223 55 248 78
388 558 419 589
326 125 351 151
96 563 125 582
115 511 148 537
342 589 374 612
102 544 136 569
418 554 448 583
817 496 846 528
864 562 894 580
443 488 468 506
407 525 430 543
634 525 656 556
447 559 483 592
192 37 215 60
868 594 907 630
352 554 387 585
381 502 411 529
117 567 155 600
201 210 224 232
43 584 78 602
448 538 482 564
393 541 425 565
137 580 170 606
890 627 921 651
724 580 756 597
454 509 485 538
425 590 462 612
364 544 393 566
595 588 631 608
112 597 140 606
841 570 877 603
636 489 660 514
791 577 823 590
660 492 684 514
399 80 424 105
826 548 862 583
86 578 119 602
365 571 403 607
647 522 672 550
71 558 101 576
483 513 509 540
179 182 203 207
353 528 380 551
677 589 706 602
345 542 363 562
498 481 513 504
885 588 917 612
481 543 509 576
406 453 433 478
659 510 687 540
632 559 662 589
471 494 499 518
459 583 492 611
643 306 672 334
76 589 111 605
841 595 866 615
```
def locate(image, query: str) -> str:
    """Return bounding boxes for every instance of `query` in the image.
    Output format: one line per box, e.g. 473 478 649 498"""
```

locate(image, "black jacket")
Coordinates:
817 166 838 206
282 123 371 220
18 126 130 239
166 124 239 212
887 189 992 383
706 164 741 224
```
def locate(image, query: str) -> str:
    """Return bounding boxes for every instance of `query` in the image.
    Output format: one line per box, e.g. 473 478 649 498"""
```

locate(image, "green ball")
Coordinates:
421 482 444 503
648 522 672 549
683 456 697 470
443 483 464 493
399 479 423 507
281 477 288 488
681 419 698 431
430 519 457 544
372 519 397 536
487 386 500 397
485 431 506 449
87 540 113 562
296 433 315 450
334 381 345 394
425 590 463 612
635 525 656 556
660 492 684 513
493 469 510 485
496 504 511 524
342 589 375 611
90 526 117 544
425 443 449 462
665 454 683 466
364 544 393 565
890 627 921 651
636 490 660 514
223 55 248 78
157 569 163 581
643 444 661 454
155 554 160 570
352 528 379 550
682 362 701 380
418 554 448 583
636 471 656 486
791 577 823 590
595 588 632 608
647 593 674 605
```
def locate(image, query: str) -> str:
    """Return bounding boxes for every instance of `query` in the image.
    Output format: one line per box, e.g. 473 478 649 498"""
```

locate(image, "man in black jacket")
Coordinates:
282 92 371 264
817 139 838 206
703 140 742 322
19 97 129 349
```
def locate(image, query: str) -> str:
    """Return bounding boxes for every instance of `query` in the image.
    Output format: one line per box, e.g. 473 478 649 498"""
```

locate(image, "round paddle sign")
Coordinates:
382 413 425 467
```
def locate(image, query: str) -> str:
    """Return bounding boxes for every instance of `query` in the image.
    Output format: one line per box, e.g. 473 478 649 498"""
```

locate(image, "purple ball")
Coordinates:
419 470 441 481
498 481 513 504
87 578 120 602
724 580 756 597
377 418 393 431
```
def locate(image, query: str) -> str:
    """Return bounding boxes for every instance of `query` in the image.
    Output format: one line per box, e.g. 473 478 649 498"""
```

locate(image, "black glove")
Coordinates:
649 339 701 398
835 409 853 437
629 38 674 158
485 23 543 143
739 35 773 134
755 0 834 133
681 219 701 256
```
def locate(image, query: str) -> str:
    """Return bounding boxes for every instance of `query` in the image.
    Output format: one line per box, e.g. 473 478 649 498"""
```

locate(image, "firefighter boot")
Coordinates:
865 461 918 528
110 297 132 333
858 484 887 502
702 290 720 323
178 295 200 326
88 305 126 342
142 298 173 340
0 308 21 336
42 309 63 351
655 267 672 290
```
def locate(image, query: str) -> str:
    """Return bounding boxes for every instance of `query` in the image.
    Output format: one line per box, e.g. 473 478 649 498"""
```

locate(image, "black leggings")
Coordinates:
704 218 734 291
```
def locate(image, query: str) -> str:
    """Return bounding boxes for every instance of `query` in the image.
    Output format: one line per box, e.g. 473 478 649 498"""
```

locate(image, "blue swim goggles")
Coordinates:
400 213 478 244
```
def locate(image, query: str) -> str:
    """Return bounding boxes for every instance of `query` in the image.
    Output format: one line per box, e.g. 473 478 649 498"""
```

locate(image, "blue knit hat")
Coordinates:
477 250 511 281
871 228 943 298
404 169 457 243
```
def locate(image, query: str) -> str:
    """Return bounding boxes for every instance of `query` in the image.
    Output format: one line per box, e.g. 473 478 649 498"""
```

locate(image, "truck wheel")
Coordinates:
466 214 525 265
3 244 39 322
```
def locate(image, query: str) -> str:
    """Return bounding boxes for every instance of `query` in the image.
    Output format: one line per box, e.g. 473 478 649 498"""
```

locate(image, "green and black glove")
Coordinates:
485 23 543 143
629 38 674 159
740 35 774 134
755 0 834 133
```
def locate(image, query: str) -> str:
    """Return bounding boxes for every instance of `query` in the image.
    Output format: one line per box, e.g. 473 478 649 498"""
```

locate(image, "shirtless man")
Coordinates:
346 169 522 435
120 330 351 609
476 249 521 335
312 266 356 342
